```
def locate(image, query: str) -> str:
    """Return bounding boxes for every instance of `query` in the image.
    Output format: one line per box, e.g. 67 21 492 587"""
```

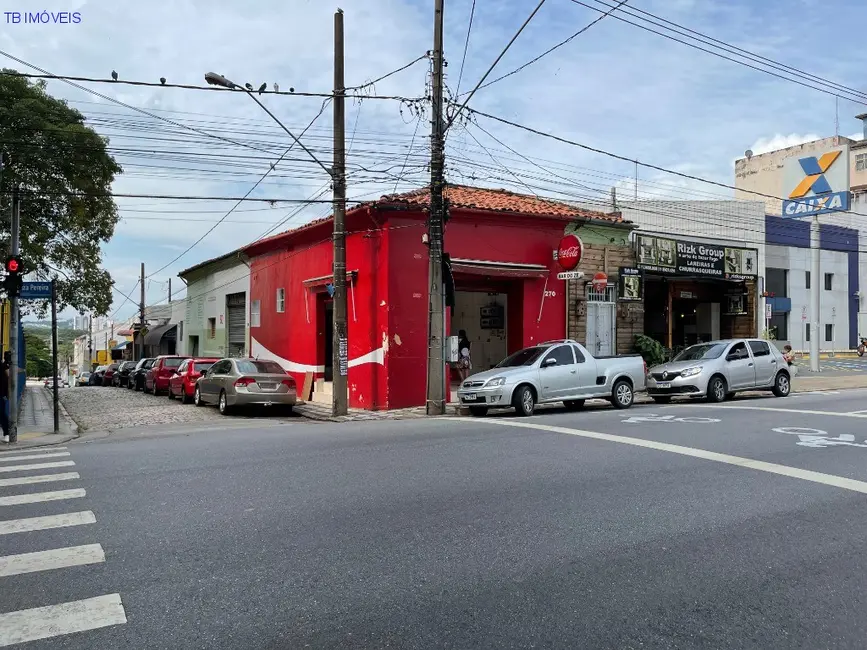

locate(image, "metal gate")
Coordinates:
225 292 246 357
586 285 616 356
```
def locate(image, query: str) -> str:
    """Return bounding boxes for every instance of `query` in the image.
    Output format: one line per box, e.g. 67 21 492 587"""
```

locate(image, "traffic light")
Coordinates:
3 255 23 297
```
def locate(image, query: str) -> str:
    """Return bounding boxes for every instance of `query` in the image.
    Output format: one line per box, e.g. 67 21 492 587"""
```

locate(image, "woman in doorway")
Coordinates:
458 329 472 381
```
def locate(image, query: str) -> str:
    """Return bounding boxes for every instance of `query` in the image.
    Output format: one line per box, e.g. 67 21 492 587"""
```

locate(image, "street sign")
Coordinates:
765 303 772 319
556 271 584 280
20 281 52 299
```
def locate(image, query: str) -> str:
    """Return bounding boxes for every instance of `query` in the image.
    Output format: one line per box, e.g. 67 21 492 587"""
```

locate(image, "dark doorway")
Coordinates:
324 301 334 382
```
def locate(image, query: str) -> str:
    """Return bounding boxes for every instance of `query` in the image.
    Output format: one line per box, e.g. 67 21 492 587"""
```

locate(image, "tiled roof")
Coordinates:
376 185 622 221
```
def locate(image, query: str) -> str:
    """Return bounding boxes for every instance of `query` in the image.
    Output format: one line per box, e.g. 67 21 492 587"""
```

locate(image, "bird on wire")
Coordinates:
258 82 267 95
273 82 279 92
244 82 253 91
159 77 166 85
289 87 295 93
111 70 118 81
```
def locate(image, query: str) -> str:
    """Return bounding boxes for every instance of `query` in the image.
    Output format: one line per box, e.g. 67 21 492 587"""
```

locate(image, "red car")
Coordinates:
167 358 219 404
145 355 190 395
102 363 120 386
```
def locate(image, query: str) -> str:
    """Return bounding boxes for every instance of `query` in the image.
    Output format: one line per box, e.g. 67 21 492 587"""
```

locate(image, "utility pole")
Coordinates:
51 279 59 433
425 0 446 416
810 216 820 372
331 8 348 417
88 314 92 370
168 277 172 303
8 185 20 443
139 262 145 361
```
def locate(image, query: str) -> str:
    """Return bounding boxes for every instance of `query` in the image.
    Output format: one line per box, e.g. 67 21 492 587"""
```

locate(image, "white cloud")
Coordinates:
746 133 823 157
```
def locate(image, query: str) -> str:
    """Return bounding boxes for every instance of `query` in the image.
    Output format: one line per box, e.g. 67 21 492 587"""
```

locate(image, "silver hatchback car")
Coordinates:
194 358 297 415
646 339 791 404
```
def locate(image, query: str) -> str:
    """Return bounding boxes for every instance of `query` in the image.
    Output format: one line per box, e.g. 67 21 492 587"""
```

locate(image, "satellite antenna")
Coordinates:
745 149 753 160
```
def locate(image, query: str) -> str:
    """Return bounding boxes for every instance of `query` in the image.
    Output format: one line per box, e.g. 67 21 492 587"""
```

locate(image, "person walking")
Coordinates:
1 351 10 443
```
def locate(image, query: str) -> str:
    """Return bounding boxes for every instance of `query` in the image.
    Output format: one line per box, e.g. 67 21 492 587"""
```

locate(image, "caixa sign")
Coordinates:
782 146 850 218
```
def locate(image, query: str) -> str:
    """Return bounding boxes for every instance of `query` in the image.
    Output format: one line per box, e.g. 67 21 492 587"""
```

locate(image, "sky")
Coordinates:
3 0 866 322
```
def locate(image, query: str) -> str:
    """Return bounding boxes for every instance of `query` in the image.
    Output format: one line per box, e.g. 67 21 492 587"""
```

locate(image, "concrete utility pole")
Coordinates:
332 8 349 417
51 279 59 433
88 313 92 370
168 277 172 303
139 262 145 361
8 185 20 443
425 0 446 416
810 216 820 372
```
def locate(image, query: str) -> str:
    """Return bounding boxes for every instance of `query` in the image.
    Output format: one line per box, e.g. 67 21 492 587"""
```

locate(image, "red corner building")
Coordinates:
243 185 622 410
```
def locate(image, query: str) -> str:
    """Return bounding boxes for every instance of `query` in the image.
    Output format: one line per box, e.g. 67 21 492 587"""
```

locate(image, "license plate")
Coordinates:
656 382 671 389
259 383 276 390
463 393 477 401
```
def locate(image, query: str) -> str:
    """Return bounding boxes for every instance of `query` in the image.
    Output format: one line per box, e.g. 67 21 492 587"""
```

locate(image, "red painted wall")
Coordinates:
248 207 567 411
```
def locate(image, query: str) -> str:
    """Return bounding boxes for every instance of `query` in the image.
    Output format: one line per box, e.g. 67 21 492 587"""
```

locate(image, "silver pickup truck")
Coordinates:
457 339 647 417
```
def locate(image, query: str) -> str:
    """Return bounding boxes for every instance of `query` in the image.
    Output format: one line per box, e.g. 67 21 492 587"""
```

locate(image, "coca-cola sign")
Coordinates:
556 234 583 271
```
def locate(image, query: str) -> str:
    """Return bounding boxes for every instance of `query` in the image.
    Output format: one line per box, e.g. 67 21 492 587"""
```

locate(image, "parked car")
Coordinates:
646 339 791 403
43 377 65 389
102 363 120 386
194 358 297 415
89 366 108 386
168 358 219 404
112 361 138 387
128 358 155 391
145 355 191 395
76 372 91 387
457 339 647 417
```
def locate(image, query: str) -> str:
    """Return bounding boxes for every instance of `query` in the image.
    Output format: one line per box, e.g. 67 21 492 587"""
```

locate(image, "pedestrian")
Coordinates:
1 351 10 443
457 329 472 381
782 344 795 366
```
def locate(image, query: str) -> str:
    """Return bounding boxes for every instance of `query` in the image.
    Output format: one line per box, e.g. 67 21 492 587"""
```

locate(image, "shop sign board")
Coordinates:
636 234 758 280
617 267 643 302
555 234 583 271
556 271 584 280
782 145 850 218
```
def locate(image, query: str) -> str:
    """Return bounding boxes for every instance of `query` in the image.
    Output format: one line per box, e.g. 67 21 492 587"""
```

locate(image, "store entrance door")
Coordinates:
586 285 616 356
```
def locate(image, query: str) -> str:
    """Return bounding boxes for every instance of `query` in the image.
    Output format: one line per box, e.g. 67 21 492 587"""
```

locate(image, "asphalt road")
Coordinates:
4 389 867 648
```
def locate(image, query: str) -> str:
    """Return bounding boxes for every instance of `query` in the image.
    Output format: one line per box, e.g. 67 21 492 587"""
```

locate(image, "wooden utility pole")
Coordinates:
139 263 145 361
168 277 172 303
425 0 446 415
331 8 348 417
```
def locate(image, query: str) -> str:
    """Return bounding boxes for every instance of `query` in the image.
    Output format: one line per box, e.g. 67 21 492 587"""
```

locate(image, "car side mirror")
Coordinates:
544 358 557 367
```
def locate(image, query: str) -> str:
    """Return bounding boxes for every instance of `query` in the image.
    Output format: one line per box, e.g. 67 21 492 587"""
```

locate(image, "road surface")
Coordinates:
3 389 867 648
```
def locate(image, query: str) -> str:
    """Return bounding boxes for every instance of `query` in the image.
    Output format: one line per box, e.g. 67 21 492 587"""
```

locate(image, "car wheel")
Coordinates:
218 390 232 416
652 396 672 404
707 376 727 403
167 386 175 400
513 385 535 417
564 399 585 411
772 371 791 397
611 380 634 409
469 406 488 417
180 388 191 405
194 387 203 407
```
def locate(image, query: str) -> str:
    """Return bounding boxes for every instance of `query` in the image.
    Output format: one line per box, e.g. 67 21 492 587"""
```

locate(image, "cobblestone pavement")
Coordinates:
58 386 270 432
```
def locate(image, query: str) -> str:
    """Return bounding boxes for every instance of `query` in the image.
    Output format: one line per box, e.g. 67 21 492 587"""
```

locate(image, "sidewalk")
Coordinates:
294 401 427 422
0 387 78 451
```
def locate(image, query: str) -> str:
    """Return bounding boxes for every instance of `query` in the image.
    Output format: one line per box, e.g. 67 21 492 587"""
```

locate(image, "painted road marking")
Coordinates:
0 460 75 473
684 404 867 419
0 472 80 488
0 544 105 577
848 409 867 414
0 511 96 536
469 419 867 495
622 414 720 424
0 593 126 647
0 451 70 463
0 488 86 507
0 446 68 456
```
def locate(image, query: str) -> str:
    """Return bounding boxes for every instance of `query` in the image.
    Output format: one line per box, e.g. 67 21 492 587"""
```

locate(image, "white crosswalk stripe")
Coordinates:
0 460 75 473
0 510 96 535
0 448 129 644
0 594 127 647
0 544 105 577
0 471 80 487
0 488 86 506
0 451 71 463
0 446 68 456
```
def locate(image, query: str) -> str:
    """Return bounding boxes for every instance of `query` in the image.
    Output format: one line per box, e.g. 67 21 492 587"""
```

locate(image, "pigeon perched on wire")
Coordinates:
273 82 279 93
244 82 253 91
111 70 118 81
159 77 166 85
289 87 295 93
258 82 267 95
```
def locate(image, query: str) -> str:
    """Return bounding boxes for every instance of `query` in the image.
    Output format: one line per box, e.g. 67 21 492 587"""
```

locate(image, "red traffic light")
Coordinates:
6 258 19 273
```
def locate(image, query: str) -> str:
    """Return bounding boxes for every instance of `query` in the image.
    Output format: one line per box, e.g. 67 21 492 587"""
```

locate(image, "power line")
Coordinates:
468 0 629 95
2 189 357 203
454 0 477 96
109 279 139 320
346 53 429 91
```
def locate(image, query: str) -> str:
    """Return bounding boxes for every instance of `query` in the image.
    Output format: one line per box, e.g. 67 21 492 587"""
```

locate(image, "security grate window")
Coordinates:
586 285 616 303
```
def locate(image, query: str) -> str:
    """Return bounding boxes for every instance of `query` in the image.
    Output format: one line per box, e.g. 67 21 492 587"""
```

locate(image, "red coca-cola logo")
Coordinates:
557 234 583 270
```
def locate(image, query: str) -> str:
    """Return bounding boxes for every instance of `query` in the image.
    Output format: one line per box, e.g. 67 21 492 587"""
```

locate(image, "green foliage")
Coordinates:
24 330 52 377
762 327 778 341
633 334 666 367
0 70 122 316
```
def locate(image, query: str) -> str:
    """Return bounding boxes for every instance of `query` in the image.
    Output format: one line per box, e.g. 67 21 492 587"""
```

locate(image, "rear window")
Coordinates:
142 359 155 368
163 358 186 368
235 360 285 374
193 362 214 373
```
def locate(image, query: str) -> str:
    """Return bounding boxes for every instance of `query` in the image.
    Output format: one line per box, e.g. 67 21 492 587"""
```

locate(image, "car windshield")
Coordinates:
235 360 285 374
164 358 186 368
496 347 547 368
193 362 214 373
142 359 154 368
673 343 728 362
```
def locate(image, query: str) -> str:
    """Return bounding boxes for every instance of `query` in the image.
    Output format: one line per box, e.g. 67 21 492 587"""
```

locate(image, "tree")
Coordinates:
0 70 122 316
24 330 52 378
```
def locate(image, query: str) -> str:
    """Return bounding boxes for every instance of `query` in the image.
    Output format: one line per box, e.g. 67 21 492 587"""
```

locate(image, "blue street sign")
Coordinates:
20 281 52 299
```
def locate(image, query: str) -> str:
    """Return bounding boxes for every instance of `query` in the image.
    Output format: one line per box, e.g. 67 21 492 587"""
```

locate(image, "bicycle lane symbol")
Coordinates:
772 427 867 449
621 414 721 424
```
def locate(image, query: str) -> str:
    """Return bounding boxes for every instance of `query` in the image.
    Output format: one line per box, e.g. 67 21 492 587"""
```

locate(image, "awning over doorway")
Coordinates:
302 270 359 289
450 258 548 279
143 323 177 346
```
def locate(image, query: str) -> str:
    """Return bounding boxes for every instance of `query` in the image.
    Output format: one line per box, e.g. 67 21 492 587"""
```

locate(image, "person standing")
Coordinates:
1 350 10 443
457 329 472 381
